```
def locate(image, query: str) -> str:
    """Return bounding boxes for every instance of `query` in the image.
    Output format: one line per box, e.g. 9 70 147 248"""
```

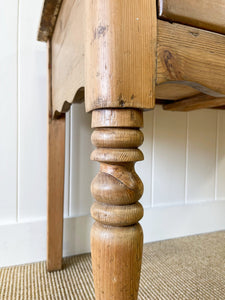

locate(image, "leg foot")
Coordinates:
91 223 143 299
47 117 65 271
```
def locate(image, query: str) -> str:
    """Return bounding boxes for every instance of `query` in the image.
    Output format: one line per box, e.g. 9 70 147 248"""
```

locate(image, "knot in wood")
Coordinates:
91 163 144 205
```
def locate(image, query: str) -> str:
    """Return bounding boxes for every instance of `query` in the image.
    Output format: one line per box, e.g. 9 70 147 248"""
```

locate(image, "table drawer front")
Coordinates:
158 0 225 35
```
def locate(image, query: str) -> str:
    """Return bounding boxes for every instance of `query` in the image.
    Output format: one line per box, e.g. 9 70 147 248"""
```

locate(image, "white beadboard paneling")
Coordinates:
216 111 225 201
64 111 71 217
187 110 217 203
18 0 48 220
152 106 187 206
69 103 98 217
0 0 18 224
136 110 154 207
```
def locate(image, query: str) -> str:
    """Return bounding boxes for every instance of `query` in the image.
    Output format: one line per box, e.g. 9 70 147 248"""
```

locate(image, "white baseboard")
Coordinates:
141 200 225 243
0 201 225 267
0 216 93 268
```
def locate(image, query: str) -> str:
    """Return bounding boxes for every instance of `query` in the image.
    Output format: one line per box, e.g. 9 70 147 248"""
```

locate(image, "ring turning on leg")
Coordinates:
90 108 144 300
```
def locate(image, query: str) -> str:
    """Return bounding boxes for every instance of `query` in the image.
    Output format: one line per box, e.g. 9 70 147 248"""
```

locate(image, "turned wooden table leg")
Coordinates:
85 0 155 296
90 109 144 300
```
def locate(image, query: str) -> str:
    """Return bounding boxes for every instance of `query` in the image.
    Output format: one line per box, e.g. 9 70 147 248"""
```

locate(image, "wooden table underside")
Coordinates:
39 0 225 117
38 0 225 299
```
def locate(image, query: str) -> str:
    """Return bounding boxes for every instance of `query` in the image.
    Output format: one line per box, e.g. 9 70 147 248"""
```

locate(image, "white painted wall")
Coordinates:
0 0 225 267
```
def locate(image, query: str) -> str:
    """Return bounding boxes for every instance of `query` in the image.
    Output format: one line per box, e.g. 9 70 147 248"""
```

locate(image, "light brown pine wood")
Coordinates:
85 0 157 112
157 20 225 96
39 1 225 116
47 41 65 272
158 0 225 35
38 0 225 43
163 94 225 111
91 109 144 300
155 83 199 101
43 0 158 116
47 116 65 272
51 0 85 116
91 109 143 128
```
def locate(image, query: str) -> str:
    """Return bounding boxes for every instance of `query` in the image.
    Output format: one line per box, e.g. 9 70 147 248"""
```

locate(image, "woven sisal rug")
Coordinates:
0 231 224 299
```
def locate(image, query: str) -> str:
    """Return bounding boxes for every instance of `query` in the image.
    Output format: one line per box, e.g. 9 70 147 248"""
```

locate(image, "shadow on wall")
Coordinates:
64 102 98 218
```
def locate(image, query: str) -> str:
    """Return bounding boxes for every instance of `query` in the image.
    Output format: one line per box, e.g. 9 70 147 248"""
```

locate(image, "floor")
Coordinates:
0 231 224 299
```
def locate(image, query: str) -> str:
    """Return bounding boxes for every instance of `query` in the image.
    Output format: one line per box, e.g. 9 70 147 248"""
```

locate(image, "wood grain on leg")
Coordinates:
85 0 157 112
47 116 65 272
90 109 144 300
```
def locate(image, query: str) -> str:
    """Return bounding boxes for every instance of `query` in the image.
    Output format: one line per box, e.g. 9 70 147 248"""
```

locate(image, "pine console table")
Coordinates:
38 0 225 299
